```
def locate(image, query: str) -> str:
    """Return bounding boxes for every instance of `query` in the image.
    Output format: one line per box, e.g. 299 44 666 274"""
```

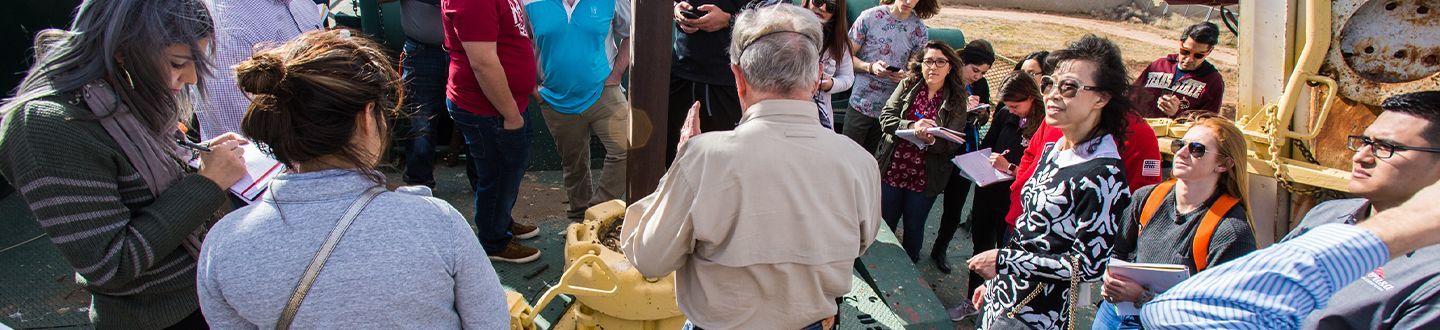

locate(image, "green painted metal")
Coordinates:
854 225 955 329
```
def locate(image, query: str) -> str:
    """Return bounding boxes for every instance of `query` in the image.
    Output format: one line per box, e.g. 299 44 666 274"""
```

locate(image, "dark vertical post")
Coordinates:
626 0 673 203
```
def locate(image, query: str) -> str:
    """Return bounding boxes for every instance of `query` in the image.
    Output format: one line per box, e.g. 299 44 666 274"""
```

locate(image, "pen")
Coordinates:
176 138 212 153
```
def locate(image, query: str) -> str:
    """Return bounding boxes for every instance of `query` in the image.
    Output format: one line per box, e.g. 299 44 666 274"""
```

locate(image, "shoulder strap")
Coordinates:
1138 180 1177 230
1192 194 1239 272
275 186 386 330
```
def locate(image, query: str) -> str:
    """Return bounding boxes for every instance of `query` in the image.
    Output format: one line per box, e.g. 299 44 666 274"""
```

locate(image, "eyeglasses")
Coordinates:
1040 75 1099 98
921 59 950 67
809 0 838 13
1171 139 1209 158
1347 135 1440 159
1179 46 1211 60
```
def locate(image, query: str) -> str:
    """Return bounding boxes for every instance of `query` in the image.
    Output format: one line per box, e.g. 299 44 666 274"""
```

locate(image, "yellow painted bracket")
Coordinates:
1283 75 1339 141
512 254 621 330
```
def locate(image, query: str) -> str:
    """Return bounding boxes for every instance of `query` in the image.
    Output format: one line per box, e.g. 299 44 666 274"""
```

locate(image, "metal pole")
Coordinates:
627 0 674 203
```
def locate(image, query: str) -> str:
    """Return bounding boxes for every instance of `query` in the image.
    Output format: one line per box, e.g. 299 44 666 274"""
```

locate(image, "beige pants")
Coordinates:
538 86 630 220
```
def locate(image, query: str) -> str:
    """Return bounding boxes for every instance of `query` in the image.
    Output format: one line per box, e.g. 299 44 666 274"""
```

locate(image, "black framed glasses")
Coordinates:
1171 139 1209 158
1347 135 1440 159
921 59 950 67
1040 75 1100 98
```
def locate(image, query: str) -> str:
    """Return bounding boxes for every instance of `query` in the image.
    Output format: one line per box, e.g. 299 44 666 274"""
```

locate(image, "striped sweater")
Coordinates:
0 92 228 329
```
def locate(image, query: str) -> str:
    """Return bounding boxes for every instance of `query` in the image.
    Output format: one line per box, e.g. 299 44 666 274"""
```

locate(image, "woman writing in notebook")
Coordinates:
874 40 971 262
0 0 246 327
1092 113 1257 329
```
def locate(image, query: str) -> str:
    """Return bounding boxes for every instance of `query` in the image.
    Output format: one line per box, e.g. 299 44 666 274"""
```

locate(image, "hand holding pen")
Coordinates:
183 131 250 187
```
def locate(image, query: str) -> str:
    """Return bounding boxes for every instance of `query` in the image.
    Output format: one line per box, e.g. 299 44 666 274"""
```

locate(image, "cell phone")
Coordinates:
681 8 703 19
885 66 902 72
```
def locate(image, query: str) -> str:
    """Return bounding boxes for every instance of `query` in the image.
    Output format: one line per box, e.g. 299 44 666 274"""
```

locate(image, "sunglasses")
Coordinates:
808 0 838 13
1347 135 1440 159
1179 46 1210 60
1171 139 1209 158
1040 75 1099 98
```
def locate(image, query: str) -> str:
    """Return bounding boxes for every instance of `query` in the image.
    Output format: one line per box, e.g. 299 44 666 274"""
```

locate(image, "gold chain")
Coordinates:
1260 104 1324 196
1003 256 1082 330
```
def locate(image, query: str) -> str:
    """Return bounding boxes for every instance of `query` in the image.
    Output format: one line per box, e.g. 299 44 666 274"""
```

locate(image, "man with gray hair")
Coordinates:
620 4 882 329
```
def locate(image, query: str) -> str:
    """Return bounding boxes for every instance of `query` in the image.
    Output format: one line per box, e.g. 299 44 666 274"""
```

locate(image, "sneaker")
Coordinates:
947 301 980 321
512 222 539 240
489 242 541 263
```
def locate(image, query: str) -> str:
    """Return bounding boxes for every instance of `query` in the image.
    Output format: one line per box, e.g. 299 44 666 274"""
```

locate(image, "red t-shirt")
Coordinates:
442 0 538 116
1003 114 1163 227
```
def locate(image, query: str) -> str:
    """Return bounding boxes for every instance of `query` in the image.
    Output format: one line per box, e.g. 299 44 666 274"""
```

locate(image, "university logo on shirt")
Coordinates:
1362 267 1395 291
1143 72 1208 100
508 0 530 38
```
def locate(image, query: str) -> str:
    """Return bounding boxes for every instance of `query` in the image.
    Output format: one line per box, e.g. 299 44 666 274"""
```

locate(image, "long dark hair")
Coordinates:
237 30 404 184
904 40 968 103
999 72 1044 137
4 0 215 137
1046 35 1133 147
806 0 850 62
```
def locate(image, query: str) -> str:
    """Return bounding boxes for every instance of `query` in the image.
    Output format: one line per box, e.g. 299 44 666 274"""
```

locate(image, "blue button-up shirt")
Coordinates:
1140 224 1390 329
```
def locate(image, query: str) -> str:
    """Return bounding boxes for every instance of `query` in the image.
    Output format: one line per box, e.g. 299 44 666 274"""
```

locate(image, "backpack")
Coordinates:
1138 180 1239 272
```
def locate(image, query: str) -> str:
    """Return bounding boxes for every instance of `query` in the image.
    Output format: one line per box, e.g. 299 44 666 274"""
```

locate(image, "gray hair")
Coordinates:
728 4 823 95
4 0 215 137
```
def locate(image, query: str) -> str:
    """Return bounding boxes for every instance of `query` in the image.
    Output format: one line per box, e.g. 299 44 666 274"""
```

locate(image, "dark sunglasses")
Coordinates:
1347 135 1440 159
1040 75 1099 98
807 0 838 12
1179 47 1210 60
1171 139 1209 158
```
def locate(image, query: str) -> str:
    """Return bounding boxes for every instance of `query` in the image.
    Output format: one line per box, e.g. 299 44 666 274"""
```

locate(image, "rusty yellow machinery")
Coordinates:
508 200 687 330
1150 0 1439 243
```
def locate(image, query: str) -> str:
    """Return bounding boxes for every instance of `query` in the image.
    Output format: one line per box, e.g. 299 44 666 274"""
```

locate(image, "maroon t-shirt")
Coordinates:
442 0 538 116
1129 54 1225 119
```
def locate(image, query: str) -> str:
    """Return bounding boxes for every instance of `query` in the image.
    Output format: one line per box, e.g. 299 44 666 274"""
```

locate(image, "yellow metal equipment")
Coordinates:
509 200 687 330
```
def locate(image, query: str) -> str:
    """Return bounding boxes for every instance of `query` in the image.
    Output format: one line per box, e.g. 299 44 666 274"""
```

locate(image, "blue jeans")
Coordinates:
447 100 532 254
1093 301 1144 330
881 184 937 262
400 40 450 187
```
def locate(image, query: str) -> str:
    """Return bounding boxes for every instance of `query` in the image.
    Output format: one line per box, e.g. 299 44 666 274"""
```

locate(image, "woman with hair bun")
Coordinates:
196 30 510 328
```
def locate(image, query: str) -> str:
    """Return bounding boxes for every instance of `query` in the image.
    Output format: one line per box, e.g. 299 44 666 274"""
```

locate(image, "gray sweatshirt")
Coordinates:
1283 198 1440 330
197 170 509 329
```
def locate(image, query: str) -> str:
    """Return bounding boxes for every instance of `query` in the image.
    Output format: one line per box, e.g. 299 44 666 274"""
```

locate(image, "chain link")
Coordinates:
1260 104 1327 196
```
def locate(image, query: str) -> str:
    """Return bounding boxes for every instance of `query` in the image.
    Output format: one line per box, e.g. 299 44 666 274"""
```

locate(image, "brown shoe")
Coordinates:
512 222 539 240
489 242 541 263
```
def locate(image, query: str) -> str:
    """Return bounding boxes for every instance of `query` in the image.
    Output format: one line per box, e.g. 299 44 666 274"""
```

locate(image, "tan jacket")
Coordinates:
621 99 883 329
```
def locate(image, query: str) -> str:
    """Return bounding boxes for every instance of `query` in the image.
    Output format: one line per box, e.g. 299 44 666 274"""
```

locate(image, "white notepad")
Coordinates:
951 148 1014 187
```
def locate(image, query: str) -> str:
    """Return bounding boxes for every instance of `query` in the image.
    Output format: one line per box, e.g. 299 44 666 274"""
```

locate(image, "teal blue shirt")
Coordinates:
525 0 630 114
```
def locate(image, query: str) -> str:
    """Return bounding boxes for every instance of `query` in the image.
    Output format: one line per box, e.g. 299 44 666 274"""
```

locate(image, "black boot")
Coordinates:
931 248 952 274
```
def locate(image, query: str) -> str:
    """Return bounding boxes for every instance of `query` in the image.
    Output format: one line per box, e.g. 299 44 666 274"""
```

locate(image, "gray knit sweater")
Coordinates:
0 93 228 329
196 169 510 329
1110 184 1256 273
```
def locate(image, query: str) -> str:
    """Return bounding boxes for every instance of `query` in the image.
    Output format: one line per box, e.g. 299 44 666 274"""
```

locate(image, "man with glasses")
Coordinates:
1275 91 1440 329
1129 22 1226 119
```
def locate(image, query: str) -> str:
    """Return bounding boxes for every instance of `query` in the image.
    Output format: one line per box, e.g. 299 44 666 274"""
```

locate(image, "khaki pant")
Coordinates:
538 86 630 220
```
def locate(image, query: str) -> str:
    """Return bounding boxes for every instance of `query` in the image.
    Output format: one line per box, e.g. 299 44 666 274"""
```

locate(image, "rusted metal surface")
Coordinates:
1325 0 1440 105
1308 87 1378 169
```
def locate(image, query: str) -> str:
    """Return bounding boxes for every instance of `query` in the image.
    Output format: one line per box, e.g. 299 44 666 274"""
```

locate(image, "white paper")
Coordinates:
896 127 966 149
190 143 284 204
1107 260 1190 316
951 148 1014 187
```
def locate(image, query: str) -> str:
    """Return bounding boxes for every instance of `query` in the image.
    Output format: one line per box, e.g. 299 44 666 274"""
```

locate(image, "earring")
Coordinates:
121 66 136 89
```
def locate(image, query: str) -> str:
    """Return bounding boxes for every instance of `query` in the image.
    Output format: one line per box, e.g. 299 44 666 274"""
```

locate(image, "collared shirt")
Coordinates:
524 0 631 114
1141 224 1391 329
200 0 324 139
621 99 882 329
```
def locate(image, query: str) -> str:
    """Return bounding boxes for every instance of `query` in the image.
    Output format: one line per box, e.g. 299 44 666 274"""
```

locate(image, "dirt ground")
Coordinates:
930 5 1240 115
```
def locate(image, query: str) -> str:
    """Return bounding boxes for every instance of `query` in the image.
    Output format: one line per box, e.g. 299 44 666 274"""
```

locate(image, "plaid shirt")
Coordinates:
199 0 324 139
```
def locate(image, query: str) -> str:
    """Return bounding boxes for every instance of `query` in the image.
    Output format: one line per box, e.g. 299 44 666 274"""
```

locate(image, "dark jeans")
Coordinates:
400 40 451 187
881 183 937 262
447 100 532 254
933 173 974 261
163 310 208 330
666 78 742 166
964 180 1013 292
842 107 882 153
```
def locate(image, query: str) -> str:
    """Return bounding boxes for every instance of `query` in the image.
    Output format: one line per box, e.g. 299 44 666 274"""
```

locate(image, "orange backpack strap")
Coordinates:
1138 180 1178 230
1192 194 1240 272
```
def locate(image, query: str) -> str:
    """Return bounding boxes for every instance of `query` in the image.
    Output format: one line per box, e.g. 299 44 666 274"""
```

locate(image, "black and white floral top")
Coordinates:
979 135 1132 330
